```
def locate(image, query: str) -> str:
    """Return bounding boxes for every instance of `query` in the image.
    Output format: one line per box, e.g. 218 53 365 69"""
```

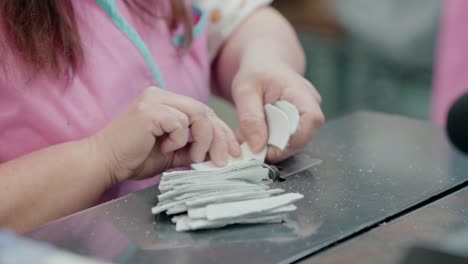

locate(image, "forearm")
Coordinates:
215 7 306 101
0 138 110 233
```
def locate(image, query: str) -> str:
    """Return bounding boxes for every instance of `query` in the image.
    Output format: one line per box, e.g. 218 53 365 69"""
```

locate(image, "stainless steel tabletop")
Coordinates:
26 112 468 264
303 182 468 264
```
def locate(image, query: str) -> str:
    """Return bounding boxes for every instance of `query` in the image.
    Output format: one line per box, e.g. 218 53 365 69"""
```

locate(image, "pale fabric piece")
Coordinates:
236 214 286 224
155 188 283 215
152 161 274 214
187 207 207 219
174 217 192 231
190 142 267 171
190 156 244 171
274 101 300 134
193 0 274 60
167 160 262 179
240 142 267 162
161 176 269 193
171 191 209 202
157 181 268 201
166 206 189 215
186 188 284 207
172 190 234 202
158 183 268 201
158 185 268 204
44 253 109 264
176 214 287 231
171 215 185 223
205 193 304 220
178 189 243 200
267 204 297 214
152 159 303 231
159 167 269 190
151 199 184 214
187 202 294 220
161 172 269 191
265 104 291 151
190 101 299 171
160 176 268 192
227 204 297 219
153 189 267 214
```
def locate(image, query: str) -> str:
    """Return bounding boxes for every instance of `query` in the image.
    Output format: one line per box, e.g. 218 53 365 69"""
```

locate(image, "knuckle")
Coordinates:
217 122 234 141
216 118 231 132
211 125 222 137
200 103 215 114
173 135 186 147
267 147 282 163
215 129 230 146
239 115 262 131
289 134 309 149
302 111 314 123
192 103 211 119
225 127 236 140
178 113 190 127
235 83 254 94
303 79 315 90
135 102 154 123
314 112 325 127
136 101 148 113
142 86 158 97
302 80 322 104
314 91 322 105
181 116 190 128
303 111 324 128
232 85 256 101
312 90 322 105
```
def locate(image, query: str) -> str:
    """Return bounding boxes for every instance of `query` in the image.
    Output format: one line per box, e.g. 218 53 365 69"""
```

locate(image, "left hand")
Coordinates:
232 63 324 163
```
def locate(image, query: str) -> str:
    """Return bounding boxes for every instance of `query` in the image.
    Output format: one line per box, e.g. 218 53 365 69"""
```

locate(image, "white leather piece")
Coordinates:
190 142 267 171
274 100 300 135
264 104 291 151
152 101 304 231
205 193 304 220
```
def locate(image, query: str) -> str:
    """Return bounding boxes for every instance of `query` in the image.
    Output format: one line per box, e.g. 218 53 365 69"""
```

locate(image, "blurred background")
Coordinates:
209 0 441 128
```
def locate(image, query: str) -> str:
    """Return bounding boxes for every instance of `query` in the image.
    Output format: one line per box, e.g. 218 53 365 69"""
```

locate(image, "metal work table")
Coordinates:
26 112 468 263
303 186 468 264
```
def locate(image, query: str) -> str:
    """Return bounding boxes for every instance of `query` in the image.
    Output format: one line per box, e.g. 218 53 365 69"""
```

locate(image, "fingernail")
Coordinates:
266 147 281 163
249 134 264 152
210 152 228 167
217 157 228 167
230 142 241 157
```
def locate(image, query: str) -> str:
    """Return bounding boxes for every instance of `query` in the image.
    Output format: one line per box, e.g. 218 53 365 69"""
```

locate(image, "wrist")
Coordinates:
80 135 117 189
234 55 295 92
239 40 305 75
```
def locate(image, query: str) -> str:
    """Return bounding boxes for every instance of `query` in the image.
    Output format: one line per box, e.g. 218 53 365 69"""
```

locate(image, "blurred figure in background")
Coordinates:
432 0 468 125
276 0 441 120
332 0 439 70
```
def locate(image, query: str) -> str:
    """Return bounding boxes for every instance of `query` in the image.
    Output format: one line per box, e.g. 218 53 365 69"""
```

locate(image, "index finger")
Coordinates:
232 84 268 153
287 96 324 150
148 90 217 162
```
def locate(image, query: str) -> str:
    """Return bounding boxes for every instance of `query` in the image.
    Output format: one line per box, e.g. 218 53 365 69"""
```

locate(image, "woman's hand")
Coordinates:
232 62 324 163
211 7 324 164
91 87 240 185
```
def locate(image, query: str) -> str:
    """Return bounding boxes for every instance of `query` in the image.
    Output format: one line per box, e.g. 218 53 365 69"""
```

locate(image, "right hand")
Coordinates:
90 87 240 185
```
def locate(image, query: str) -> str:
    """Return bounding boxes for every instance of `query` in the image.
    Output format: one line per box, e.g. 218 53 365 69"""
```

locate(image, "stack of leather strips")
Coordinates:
151 101 304 231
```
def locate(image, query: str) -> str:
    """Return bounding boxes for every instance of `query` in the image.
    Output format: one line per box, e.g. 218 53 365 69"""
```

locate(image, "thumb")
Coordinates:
233 85 268 153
